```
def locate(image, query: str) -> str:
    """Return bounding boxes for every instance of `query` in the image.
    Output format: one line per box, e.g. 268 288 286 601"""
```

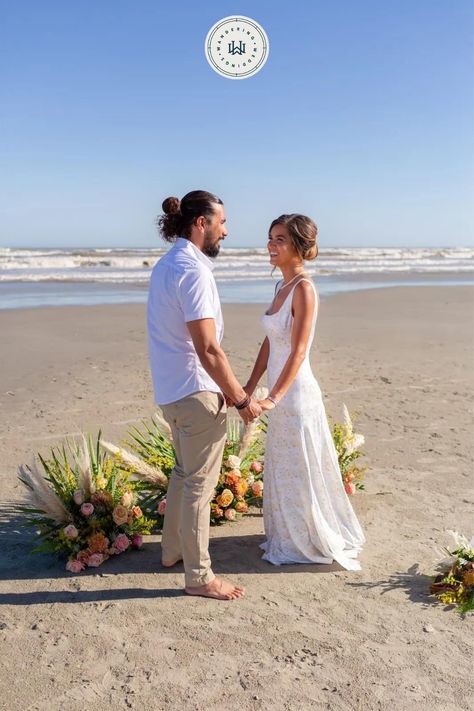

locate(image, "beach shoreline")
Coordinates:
0 270 472 310
0 284 473 710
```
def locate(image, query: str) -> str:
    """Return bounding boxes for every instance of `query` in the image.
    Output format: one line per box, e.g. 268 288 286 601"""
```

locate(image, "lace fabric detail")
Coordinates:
260 279 365 569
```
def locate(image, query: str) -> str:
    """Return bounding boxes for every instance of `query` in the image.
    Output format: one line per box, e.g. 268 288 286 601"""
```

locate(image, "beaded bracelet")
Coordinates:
235 395 251 410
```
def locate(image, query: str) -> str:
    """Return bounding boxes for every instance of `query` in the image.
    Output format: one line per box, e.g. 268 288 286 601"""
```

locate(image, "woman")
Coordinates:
244 214 365 570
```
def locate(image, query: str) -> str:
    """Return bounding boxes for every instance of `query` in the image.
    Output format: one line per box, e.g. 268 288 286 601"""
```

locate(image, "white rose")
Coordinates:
226 455 241 470
121 491 133 507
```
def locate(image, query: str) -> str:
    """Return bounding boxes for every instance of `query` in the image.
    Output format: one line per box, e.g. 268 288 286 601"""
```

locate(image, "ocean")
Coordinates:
0 246 472 309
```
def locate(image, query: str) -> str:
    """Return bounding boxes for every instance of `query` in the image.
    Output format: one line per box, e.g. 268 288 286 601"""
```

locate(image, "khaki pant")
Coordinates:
160 391 227 587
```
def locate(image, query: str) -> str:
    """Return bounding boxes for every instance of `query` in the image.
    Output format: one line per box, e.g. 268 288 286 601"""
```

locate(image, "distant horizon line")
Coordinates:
1 243 472 251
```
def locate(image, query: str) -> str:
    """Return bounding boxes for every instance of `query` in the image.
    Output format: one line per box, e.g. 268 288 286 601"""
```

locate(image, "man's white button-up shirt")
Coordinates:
147 237 224 405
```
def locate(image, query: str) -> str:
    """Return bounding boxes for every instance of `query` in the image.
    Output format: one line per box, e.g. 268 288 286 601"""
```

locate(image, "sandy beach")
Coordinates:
0 285 472 711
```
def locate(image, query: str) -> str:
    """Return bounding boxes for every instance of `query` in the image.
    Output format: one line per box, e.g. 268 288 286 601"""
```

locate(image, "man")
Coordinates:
147 190 261 601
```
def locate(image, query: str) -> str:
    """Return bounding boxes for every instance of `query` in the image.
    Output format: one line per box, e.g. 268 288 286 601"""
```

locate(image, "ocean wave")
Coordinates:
1 246 473 283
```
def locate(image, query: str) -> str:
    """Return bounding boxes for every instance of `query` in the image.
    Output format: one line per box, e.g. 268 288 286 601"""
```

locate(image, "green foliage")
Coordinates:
18 432 154 571
126 417 176 478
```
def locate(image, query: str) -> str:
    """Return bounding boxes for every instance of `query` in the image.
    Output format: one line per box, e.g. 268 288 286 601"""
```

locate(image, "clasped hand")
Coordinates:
225 390 275 424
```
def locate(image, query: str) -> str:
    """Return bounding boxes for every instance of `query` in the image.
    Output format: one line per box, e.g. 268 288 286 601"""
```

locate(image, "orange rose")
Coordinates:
212 506 224 519
235 501 248 514
225 470 241 486
216 489 234 508
132 506 143 519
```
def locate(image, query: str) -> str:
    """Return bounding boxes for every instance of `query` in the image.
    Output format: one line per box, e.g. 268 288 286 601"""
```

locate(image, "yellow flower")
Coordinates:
438 591 458 605
216 489 234 508
96 477 107 490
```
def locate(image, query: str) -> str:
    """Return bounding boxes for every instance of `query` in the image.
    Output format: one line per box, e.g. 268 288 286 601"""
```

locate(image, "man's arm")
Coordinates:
186 318 261 423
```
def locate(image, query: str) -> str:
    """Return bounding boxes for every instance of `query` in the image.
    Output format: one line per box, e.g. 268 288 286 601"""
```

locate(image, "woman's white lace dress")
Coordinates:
260 279 365 570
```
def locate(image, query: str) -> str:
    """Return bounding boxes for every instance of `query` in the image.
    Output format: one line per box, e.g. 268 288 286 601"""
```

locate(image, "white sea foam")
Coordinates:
0 246 472 283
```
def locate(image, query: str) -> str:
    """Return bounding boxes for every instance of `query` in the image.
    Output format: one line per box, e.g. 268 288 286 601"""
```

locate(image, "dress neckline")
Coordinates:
264 277 312 317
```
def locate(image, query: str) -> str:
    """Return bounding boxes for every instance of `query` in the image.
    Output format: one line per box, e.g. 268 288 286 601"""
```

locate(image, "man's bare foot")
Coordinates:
185 576 245 600
162 557 183 568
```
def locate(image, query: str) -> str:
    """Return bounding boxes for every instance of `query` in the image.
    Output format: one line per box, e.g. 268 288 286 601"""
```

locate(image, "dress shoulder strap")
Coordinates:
295 277 316 289
291 277 319 314
274 279 283 295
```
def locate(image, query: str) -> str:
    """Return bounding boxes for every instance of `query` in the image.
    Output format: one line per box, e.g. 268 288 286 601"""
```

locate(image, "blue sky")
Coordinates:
1 0 472 248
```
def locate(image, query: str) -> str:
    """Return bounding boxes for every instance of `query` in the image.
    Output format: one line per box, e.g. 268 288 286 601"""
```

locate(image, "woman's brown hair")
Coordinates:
269 214 318 260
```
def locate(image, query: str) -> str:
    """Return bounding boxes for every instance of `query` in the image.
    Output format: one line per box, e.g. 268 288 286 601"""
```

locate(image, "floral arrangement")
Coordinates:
102 412 266 527
17 397 367 572
18 435 153 572
430 531 474 615
332 404 366 494
211 417 265 523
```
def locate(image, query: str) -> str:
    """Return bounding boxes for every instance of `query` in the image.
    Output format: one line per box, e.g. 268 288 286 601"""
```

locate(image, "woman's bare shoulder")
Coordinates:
292 278 316 314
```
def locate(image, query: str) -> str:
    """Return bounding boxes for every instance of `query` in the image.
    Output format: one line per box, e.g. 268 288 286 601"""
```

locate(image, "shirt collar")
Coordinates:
175 237 215 271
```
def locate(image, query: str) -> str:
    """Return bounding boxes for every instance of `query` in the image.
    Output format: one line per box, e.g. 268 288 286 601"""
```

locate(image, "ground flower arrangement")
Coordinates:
332 405 366 494
430 531 474 615
18 435 154 572
102 412 266 527
17 400 366 572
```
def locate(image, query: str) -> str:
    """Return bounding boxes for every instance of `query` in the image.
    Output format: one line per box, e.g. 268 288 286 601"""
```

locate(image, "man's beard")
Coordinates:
202 231 221 258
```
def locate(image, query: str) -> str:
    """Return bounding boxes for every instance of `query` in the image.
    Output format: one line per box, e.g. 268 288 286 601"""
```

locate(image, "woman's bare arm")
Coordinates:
259 281 316 409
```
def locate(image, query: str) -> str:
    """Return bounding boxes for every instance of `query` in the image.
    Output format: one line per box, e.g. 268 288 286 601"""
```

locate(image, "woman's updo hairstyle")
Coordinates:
157 190 223 242
269 214 318 261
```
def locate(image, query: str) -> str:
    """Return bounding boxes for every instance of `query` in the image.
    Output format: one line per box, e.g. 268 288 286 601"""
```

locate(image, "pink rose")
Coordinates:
87 553 105 567
66 559 85 573
73 489 84 505
112 504 129 526
251 481 263 497
250 461 263 474
157 499 167 516
224 508 236 521
212 505 223 519
80 502 94 517
113 533 130 553
63 524 78 538
345 482 356 495
131 534 143 549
